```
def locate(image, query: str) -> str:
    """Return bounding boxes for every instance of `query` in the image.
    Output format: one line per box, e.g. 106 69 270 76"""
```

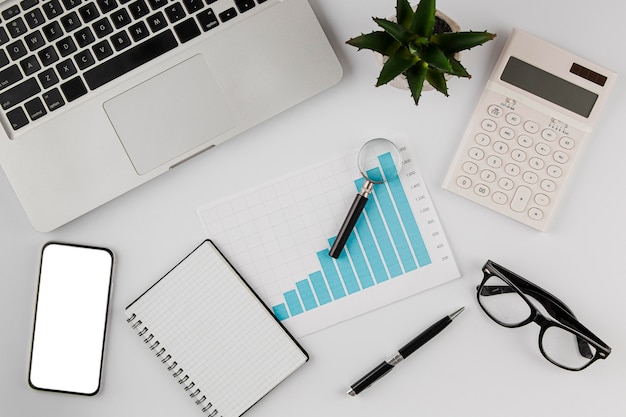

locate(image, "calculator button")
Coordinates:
511 186 531 212
492 192 507 205
560 137 575 150
493 141 508 154
462 161 478 175
547 165 562 178
487 105 503 118
499 127 515 140
518 135 532 148
524 120 539 134
511 149 526 162
534 193 550 206
486 155 502 168
541 129 557 142
553 151 569 164
481 119 497 132
474 183 490 197
535 143 550 156
475 133 490 146
541 179 556 192
480 169 496 183
506 112 521 126
456 176 472 189
528 207 544 220
469 147 484 160
504 163 520 176
522 171 538 184
499 177 514 191
529 157 544 170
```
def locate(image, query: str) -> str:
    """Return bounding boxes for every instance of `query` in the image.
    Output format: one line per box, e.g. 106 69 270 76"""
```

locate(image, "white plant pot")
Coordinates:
374 10 461 91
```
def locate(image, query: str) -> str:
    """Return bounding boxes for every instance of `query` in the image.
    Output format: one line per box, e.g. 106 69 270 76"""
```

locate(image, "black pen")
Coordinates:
347 307 465 396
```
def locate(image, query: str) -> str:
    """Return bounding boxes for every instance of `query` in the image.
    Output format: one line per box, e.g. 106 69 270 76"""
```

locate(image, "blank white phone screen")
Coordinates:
29 243 113 395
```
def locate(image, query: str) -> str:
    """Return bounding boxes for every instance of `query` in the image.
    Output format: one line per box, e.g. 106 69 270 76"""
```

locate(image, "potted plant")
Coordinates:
347 0 496 105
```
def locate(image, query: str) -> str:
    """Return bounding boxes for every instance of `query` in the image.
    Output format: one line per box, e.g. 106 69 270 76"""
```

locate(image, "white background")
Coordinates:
1 0 625 416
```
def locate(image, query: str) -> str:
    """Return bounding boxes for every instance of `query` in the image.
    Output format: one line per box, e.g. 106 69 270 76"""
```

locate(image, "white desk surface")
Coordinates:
2 0 625 415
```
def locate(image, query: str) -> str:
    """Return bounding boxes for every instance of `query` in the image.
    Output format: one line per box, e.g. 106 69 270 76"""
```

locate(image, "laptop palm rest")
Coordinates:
103 55 235 175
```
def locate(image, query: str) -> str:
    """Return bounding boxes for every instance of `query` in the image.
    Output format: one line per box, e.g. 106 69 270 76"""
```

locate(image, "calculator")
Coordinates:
443 29 616 230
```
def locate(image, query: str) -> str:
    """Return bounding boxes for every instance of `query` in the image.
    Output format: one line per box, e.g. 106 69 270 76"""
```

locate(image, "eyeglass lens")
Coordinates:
478 274 597 370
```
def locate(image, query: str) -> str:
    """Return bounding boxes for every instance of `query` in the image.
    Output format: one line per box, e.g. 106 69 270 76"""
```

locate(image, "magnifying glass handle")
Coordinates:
329 181 374 259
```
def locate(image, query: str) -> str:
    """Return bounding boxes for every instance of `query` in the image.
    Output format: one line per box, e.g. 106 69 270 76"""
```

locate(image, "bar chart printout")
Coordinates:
198 137 459 338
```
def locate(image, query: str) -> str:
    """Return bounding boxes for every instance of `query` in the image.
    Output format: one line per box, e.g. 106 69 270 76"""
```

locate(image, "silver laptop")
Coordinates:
0 0 342 231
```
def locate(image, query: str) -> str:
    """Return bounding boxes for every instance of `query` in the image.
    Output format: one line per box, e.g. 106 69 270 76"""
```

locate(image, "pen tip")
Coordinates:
347 388 357 396
449 307 465 320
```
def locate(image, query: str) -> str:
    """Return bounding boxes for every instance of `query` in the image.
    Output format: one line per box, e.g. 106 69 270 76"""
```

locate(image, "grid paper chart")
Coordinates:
198 135 459 338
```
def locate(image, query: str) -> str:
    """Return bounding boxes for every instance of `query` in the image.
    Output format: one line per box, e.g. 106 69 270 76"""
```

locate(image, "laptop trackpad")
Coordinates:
104 55 235 175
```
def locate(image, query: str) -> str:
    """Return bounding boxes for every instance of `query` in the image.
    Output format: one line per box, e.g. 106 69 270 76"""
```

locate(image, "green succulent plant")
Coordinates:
347 0 496 105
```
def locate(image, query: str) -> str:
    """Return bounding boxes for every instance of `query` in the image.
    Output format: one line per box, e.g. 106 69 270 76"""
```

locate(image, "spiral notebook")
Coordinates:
125 240 308 417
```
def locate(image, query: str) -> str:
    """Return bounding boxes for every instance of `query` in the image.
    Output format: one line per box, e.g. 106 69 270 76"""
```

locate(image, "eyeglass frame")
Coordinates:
476 260 611 371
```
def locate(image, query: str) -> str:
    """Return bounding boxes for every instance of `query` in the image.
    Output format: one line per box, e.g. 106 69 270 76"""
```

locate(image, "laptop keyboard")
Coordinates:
0 0 268 132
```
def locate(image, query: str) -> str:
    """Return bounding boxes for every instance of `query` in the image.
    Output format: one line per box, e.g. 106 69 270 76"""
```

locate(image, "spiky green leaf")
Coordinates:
346 31 401 55
425 68 448 96
430 31 496 53
376 47 419 86
374 18 416 45
406 62 428 105
410 0 435 37
449 56 471 78
420 45 452 72
396 0 414 28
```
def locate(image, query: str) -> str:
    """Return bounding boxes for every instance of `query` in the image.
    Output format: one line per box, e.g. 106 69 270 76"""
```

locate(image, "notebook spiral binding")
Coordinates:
127 314 220 416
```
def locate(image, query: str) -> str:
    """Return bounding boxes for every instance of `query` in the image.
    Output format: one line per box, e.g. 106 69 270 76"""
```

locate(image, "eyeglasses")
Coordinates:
476 260 611 371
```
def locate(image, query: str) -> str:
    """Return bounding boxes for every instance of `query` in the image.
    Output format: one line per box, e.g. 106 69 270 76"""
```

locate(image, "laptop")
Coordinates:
0 0 342 232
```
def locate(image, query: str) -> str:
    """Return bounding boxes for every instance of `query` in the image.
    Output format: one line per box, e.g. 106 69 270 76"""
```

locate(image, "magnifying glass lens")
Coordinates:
329 139 402 259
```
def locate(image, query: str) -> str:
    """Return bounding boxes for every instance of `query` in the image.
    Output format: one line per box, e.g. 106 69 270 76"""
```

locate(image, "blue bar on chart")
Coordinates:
270 151 432 320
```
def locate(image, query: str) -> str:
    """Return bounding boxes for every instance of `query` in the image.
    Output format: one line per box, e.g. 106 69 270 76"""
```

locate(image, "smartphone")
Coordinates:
28 242 114 395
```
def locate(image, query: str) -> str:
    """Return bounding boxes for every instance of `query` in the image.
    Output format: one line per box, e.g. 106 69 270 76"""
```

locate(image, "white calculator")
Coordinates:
443 28 616 230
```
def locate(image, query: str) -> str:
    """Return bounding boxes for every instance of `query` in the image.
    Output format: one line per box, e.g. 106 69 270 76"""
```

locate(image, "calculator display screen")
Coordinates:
501 56 598 118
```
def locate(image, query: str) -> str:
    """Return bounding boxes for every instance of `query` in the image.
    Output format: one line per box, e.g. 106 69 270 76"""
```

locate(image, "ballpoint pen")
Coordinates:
347 307 465 396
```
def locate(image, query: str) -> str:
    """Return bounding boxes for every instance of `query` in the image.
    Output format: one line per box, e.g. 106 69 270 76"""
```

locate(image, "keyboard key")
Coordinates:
56 36 78 57
147 11 167 32
0 65 23 90
0 28 9 46
42 21 63 41
7 40 28 60
93 17 114 38
21 0 41 10
75 27 96 47
197 9 219 32
2 6 21 21
56 58 77 78
20 55 41 75
234 0 255 13
174 18 200 43
6 106 29 129
0 50 9 68
96 0 117 13
111 9 131 28
147 0 167 9
129 0 150 19
110 30 131 50
129 21 149 41
25 8 46 28
182 0 203 13
60 76 87 101
24 30 46 51
165 2 186 23
38 67 59 88
24 97 47 120
38 45 59 65
0 78 41 110
43 87 65 110
61 11 82 32
79 2 100 23
75 49 96 69
219 7 236 23
92 39 113 60
42 0 63 19
61 0 82 10
7 18 28 38
84 30 177 90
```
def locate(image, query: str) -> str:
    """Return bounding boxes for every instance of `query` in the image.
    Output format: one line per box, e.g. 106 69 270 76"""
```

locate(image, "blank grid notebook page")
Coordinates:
125 241 308 417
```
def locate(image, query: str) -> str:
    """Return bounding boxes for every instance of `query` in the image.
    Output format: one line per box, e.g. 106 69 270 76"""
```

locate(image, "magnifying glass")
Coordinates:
329 138 403 259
